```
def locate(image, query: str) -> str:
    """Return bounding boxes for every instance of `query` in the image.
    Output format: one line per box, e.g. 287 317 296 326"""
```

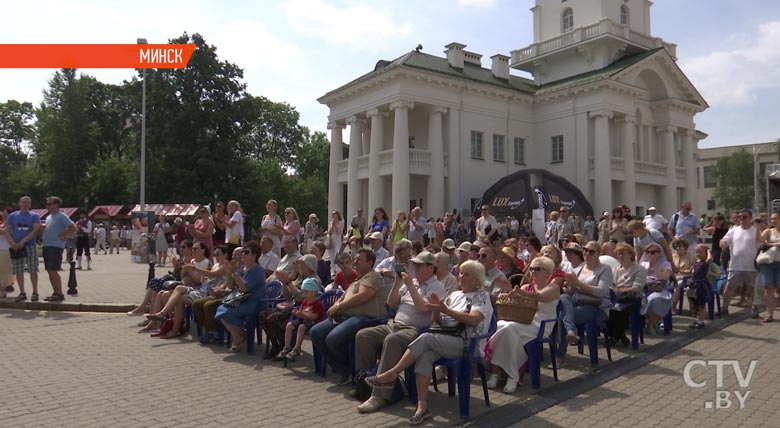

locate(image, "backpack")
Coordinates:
669 213 680 235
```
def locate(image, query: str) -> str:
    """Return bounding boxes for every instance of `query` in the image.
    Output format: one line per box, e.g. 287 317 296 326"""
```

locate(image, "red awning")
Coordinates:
88 205 128 217
31 209 48 218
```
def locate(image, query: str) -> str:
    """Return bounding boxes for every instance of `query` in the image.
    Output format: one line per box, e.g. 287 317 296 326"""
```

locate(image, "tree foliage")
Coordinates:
0 32 329 228
713 149 754 211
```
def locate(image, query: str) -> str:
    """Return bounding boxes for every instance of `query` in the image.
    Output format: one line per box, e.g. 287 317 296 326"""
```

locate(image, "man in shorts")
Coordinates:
7 196 43 302
40 196 76 301
719 208 761 315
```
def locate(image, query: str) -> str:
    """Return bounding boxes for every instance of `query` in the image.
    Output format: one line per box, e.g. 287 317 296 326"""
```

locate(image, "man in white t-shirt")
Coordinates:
476 205 498 244
720 209 761 314
643 207 669 236
258 236 281 278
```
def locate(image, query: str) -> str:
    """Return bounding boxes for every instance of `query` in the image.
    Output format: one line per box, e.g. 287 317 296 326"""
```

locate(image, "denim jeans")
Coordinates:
558 293 600 357
310 315 369 375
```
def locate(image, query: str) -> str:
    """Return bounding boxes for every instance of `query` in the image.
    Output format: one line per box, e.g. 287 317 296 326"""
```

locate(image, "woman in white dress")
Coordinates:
261 199 283 256
327 210 344 264
485 256 561 393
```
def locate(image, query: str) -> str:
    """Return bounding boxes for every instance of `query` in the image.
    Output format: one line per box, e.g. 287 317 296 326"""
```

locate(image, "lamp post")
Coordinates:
137 37 148 211
753 143 776 213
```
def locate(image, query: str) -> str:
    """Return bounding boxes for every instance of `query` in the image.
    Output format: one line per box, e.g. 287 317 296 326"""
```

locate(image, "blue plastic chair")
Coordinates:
226 281 283 355
283 289 343 369
710 274 725 319
629 296 644 349
676 276 691 314
524 301 564 389
431 313 497 420
573 293 614 368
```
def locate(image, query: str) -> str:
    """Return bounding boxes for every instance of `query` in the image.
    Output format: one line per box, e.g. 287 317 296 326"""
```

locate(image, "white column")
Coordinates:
620 115 637 212
391 101 413 215
327 121 345 215
589 110 613 214
658 125 678 215
427 106 447 218
680 129 697 203
366 108 387 215
346 116 364 221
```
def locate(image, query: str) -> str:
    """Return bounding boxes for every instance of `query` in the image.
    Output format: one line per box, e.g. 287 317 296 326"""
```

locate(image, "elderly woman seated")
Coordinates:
364 260 493 426
354 251 446 413
194 246 242 344
145 244 230 338
485 256 560 393
128 240 193 317
606 243 647 346
641 242 673 335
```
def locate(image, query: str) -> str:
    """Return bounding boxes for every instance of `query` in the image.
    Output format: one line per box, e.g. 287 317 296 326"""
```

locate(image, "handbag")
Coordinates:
9 247 28 259
574 292 603 307
165 232 174 245
428 322 466 336
615 289 639 304
756 246 777 265
222 289 249 307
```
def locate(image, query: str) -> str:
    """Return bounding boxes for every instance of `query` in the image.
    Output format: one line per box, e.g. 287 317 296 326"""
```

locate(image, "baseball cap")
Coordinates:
368 231 383 240
456 241 472 253
442 238 456 250
410 251 436 265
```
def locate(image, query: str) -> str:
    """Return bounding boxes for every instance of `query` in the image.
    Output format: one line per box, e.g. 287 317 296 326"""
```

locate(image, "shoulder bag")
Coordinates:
222 289 249 307
573 267 605 307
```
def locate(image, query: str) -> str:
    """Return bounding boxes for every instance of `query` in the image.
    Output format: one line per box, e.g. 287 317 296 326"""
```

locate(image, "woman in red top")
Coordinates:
188 206 215 259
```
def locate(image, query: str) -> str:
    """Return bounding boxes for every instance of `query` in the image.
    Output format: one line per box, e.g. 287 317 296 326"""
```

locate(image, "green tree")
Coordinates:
713 149 754 211
0 100 37 206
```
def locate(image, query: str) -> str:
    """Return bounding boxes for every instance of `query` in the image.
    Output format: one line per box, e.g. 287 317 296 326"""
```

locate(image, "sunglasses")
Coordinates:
242 250 252 255
583 248 598 255
478 253 490 259
529 266 544 272
646 250 660 254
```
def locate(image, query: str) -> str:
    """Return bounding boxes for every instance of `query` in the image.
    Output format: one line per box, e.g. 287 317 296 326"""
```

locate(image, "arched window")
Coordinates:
562 8 574 33
620 5 629 25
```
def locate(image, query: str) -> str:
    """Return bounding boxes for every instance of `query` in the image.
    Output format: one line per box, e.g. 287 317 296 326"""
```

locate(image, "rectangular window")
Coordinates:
470 130 483 160
513 137 526 165
493 134 505 163
551 135 564 163
707 199 716 211
702 165 716 188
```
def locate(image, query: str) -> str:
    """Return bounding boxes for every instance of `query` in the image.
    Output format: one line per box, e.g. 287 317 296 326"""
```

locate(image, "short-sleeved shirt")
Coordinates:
268 251 301 282
375 256 416 292
643 214 668 232
440 289 494 355
721 226 759 272
672 212 700 249
300 298 324 323
341 270 387 318
258 251 281 273
7 211 41 247
476 215 498 239
225 211 244 244
333 269 358 290
485 266 507 296
41 212 74 248
373 247 389 268
394 277 446 328
408 216 427 241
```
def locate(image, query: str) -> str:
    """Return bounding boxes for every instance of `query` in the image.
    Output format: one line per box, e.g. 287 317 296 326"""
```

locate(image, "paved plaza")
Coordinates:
0 254 777 427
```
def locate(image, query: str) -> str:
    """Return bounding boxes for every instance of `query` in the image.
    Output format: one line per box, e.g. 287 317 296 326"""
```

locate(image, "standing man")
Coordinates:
75 212 93 270
407 207 427 244
351 208 367 239
669 202 700 254
555 207 579 247
7 196 43 302
476 205 498 244
719 209 761 315
94 222 108 255
40 196 77 301
109 225 120 254
643 207 669 238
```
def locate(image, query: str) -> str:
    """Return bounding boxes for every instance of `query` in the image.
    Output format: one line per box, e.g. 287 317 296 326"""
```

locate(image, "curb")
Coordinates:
0 300 135 313
455 309 752 428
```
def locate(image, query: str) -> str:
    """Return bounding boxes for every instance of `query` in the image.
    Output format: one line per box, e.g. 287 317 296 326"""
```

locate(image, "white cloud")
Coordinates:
457 0 496 7
280 0 412 51
682 21 780 106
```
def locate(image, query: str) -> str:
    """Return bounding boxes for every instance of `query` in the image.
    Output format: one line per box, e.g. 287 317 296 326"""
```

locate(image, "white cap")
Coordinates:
648 207 657 211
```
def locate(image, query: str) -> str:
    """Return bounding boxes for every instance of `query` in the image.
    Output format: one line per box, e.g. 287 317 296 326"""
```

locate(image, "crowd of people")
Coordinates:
3 194 779 425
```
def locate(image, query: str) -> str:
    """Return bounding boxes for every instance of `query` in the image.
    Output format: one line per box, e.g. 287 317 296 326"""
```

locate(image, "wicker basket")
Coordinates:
495 293 539 324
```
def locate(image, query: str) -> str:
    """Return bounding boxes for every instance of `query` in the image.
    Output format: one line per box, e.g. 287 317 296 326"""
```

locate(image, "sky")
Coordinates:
1 0 779 148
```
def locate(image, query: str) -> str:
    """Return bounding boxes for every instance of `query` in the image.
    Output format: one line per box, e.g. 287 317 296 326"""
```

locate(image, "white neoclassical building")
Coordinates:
319 0 708 220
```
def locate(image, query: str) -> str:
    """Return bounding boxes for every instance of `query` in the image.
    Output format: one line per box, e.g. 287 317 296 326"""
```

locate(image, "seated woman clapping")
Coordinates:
128 240 193 317
364 260 493 426
606 243 647 346
146 242 225 339
485 256 561 393
641 242 673 336
194 246 241 344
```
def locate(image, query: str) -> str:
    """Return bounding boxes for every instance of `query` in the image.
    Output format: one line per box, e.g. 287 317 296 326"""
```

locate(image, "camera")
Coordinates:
394 264 406 274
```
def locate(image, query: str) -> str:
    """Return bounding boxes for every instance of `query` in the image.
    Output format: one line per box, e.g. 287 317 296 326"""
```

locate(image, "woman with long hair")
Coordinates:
261 199 284 256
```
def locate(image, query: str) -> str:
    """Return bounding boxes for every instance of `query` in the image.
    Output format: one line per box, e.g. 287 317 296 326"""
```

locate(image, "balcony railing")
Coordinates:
635 161 667 177
336 149 449 181
510 18 677 65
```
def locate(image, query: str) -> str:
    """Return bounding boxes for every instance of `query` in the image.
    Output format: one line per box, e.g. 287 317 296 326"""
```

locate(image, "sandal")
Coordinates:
409 409 432 426
761 317 774 323
44 294 65 302
30 293 39 302
14 293 27 302
227 341 245 353
364 375 395 389
146 313 167 322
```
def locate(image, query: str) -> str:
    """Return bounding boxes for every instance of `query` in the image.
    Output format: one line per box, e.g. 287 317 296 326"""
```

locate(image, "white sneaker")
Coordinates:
503 381 518 394
486 373 499 389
